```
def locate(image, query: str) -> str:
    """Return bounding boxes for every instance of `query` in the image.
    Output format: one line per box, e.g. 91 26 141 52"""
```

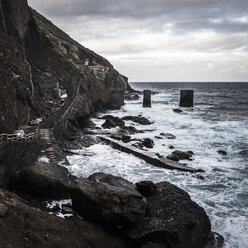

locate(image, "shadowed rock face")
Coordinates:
126 181 211 248
0 189 136 248
0 0 131 133
71 172 147 227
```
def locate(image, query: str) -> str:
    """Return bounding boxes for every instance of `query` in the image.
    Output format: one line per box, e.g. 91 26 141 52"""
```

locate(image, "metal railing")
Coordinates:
0 129 39 143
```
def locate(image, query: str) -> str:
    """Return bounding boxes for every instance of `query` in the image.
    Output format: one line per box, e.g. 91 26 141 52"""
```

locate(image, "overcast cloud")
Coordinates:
28 0 248 82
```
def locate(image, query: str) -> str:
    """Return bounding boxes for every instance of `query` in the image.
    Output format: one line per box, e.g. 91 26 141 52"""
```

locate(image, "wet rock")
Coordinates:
173 108 183 113
125 93 140 101
196 175 205 180
142 138 154 148
217 150 227 156
126 181 211 248
168 145 175 149
52 204 61 212
155 153 163 158
0 189 135 248
16 162 75 200
80 135 100 147
204 232 224 248
62 204 74 214
122 135 131 143
160 133 176 139
71 173 147 226
135 181 157 197
110 134 122 141
121 126 140 135
101 115 125 127
212 167 228 173
154 136 163 139
132 142 144 149
122 116 152 125
102 119 117 129
166 150 193 161
196 169 206 173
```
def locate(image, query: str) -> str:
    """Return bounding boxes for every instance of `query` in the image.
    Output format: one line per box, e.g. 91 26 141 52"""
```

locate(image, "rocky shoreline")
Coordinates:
0 0 224 247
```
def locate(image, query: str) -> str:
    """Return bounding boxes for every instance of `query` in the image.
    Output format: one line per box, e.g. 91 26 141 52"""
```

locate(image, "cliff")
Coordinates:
0 0 130 133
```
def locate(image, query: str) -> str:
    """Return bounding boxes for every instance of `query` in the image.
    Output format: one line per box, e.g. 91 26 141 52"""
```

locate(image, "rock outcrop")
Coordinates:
0 188 136 248
71 173 147 226
0 0 131 133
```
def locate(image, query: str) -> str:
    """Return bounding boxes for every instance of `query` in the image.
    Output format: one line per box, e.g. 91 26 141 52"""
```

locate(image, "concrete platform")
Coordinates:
98 135 196 173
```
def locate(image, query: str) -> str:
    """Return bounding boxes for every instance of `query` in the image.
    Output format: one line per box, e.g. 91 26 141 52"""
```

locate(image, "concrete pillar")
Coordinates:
179 90 194 107
143 90 151 107
109 89 125 110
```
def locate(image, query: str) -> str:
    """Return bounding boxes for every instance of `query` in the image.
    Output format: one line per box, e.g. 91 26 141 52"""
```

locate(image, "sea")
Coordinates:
67 82 248 248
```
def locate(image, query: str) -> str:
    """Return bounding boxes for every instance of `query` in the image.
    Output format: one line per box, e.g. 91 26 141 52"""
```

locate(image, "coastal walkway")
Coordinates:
40 129 69 165
98 135 196 173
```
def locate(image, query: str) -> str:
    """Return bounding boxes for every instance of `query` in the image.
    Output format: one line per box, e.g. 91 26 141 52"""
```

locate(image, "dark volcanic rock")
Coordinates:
135 181 158 197
71 173 147 226
102 118 117 129
16 162 75 199
122 116 152 125
0 189 135 248
80 135 100 147
168 145 175 149
160 133 176 139
61 204 74 214
122 126 140 135
166 150 194 161
122 135 131 143
173 108 183 113
217 150 227 156
132 142 144 149
204 232 224 248
142 138 154 148
126 181 211 248
101 115 125 127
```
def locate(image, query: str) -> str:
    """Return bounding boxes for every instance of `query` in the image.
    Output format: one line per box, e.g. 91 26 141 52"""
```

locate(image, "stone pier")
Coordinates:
179 90 194 107
143 90 151 107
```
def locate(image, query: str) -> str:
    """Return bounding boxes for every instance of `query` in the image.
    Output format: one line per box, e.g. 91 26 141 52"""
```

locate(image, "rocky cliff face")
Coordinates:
0 0 130 133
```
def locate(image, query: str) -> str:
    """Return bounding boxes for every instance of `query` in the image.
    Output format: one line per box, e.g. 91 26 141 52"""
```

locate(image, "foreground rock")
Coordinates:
166 150 194 162
101 115 125 127
126 181 211 248
0 189 135 248
16 162 75 199
142 138 154 148
71 173 147 226
122 116 152 125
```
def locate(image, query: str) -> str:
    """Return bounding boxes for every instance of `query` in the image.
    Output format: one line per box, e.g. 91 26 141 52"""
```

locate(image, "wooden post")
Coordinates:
143 90 151 107
179 90 194 107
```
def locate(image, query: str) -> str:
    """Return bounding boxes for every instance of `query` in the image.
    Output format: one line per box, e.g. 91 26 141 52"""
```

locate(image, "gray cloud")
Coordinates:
28 0 248 81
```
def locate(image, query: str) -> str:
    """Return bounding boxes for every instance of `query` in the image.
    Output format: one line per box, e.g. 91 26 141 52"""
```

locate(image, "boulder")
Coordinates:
122 126 140 134
101 115 125 127
132 142 144 149
168 145 175 149
204 232 224 248
71 173 147 226
122 116 152 125
126 181 211 248
173 108 183 113
16 162 75 199
0 189 135 248
79 135 100 147
217 150 227 156
102 118 117 129
135 181 157 197
122 135 131 143
166 150 193 161
160 133 176 139
142 138 154 148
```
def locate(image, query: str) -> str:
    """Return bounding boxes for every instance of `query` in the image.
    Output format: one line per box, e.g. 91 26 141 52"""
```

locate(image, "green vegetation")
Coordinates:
44 71 52 78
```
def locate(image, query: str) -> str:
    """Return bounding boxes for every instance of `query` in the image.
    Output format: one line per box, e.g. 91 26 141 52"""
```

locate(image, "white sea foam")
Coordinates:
67 90 248 248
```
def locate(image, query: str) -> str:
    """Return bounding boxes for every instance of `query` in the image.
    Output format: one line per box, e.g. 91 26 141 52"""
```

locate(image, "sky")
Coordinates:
28 0 248 82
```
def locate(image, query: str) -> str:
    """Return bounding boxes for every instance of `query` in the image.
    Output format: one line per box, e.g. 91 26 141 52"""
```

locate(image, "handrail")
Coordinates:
0 129 39 143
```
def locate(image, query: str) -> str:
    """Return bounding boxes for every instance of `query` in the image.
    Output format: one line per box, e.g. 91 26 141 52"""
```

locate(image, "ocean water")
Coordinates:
67 82 248 248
